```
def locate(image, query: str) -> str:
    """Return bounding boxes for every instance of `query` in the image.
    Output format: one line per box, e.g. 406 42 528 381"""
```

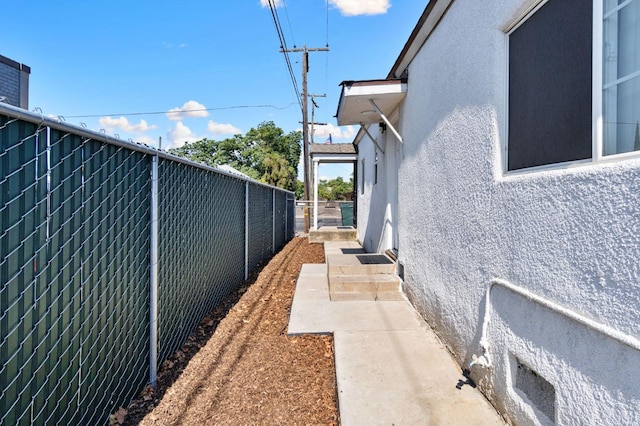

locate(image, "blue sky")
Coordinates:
3 0 426 180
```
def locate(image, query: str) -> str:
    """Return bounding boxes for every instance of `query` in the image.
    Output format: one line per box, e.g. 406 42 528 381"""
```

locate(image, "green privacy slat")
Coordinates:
157 161 246 363
0 116 42 425
274 191 287 251
1 113 293 425
247 184 274 273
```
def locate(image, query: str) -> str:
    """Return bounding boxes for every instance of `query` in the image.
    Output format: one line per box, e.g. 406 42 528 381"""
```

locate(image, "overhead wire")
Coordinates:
324 0 330 127
281 0 296 48
266 0 303 112
62 103 299 119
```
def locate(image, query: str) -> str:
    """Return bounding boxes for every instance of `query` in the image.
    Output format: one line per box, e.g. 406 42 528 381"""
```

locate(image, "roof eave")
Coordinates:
388 0 455 79
335 79 407 127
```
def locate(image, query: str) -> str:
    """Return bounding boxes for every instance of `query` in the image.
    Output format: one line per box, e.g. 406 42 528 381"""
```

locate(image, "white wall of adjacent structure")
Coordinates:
354 0 640 424
356 127 387 253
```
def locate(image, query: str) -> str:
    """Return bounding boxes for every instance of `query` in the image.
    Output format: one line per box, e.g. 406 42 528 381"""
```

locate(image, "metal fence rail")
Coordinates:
0 104 294 425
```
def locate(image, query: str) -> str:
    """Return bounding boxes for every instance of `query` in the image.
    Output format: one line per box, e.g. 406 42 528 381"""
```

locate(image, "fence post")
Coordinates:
313 159 319 230
244 181 249 281
149 154 159 386
272 189 276 253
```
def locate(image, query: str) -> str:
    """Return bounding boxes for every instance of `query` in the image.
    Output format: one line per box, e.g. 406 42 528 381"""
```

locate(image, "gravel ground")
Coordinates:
117 237 337 425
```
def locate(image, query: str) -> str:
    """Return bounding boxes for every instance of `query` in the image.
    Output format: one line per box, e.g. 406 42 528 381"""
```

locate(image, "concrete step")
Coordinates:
330 291 406 301
329 274 403 301
309 226 357 243
330 273 401 292
323 241 363 256
288 265 506 425
327 253 396 276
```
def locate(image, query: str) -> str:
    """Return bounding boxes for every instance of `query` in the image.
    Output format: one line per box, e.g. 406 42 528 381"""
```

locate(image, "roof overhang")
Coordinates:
309 143 357 163
387 0 453 79
336 79 407 126
311 154 357 163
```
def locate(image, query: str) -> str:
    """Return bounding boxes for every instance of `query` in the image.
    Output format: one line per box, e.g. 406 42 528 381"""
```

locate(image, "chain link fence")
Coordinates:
0 104 294 425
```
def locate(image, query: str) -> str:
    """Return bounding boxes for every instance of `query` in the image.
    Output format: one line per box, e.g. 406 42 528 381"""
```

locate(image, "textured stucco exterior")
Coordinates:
353 0 640 424
355 126 401 254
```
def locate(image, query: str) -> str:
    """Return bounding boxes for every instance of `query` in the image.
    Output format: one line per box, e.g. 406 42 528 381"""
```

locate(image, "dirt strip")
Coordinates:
118 237 337 426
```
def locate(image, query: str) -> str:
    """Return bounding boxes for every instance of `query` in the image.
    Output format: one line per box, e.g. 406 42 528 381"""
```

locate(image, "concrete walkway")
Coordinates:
288 241 505 425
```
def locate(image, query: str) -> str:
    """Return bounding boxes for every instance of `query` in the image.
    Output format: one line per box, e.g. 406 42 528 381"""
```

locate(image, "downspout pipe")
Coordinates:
470 278 640 369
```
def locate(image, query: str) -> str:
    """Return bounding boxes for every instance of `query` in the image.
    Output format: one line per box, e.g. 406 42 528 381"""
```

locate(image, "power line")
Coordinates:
266 0 302 111
281 0 296 48
325 0 330 48
62 103 298 118
324 0 330 127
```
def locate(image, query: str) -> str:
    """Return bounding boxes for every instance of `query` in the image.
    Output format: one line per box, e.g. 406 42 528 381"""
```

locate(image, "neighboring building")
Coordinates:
0 54 30 109
337 0 640 424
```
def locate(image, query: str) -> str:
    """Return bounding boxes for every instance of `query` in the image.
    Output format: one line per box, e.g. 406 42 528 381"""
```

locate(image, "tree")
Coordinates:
317 176 354 201
169 121 301 191
294 179 304 200
318 179 332 200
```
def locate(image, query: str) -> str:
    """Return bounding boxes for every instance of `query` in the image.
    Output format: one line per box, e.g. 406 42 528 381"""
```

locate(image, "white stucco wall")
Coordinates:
377 0 640 424
356 127 389 253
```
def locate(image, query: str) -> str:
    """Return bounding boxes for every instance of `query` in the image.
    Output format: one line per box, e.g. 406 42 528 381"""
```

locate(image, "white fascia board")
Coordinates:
312 154 358 163
343 82 407 97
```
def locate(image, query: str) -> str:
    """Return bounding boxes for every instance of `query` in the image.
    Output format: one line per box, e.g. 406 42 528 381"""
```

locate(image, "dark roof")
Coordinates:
0 54 30 73
310 143 356 155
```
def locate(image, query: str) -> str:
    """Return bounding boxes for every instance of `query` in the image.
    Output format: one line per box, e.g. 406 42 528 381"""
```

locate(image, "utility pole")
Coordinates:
282 44 329 232
309 94 326 144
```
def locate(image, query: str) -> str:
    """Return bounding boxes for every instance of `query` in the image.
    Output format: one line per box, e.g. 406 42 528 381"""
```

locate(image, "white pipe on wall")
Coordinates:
470 277 640 369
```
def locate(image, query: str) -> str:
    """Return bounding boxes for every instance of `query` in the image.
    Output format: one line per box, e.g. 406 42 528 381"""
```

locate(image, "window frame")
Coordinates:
503 0 640 175
374 151 378 185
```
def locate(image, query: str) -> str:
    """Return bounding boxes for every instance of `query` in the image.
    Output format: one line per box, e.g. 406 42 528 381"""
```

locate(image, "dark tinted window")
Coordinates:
508 0 593 171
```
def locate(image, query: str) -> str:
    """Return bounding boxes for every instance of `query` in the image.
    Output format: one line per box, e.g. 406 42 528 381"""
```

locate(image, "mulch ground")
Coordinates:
116 237 337 425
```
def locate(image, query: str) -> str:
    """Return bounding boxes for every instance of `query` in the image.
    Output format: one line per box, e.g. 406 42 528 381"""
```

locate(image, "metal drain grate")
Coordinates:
356 254 393 265
341 248 366 254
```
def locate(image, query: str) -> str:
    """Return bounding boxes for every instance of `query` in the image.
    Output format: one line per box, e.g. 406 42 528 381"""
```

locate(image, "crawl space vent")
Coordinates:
515 356 555 423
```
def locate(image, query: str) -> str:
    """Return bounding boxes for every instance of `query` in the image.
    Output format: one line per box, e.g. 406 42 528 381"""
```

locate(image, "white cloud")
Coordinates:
162 41 188 49
166 100 209 121
311 123 356 141
99 116 157 133
207 120 241 136
166 121 200 149
133 135 158 146
329 0 390 16
260 0 283 7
